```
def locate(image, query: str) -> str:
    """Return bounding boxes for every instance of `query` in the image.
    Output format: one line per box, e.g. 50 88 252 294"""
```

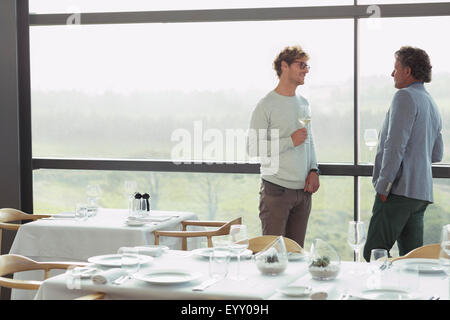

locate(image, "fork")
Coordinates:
113 275 130 285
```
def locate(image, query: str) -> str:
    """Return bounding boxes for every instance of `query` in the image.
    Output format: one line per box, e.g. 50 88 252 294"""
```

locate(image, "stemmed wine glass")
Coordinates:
347 221 367 263
298 116 311 128
86 184 101 217
364 129 378 164
228 224 249 281
124 180 137 214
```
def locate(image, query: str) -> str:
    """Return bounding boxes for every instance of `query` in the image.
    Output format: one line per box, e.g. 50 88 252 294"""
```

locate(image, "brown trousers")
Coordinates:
258 179 312 248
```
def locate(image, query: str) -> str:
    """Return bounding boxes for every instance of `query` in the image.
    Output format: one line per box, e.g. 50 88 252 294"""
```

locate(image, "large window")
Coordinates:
30 20 353 162
29 2 450 260
360 16 450 164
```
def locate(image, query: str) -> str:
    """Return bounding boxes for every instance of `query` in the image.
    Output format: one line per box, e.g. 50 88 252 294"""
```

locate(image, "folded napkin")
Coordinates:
92 268 128 285
128 216 172 222
118 246 165 257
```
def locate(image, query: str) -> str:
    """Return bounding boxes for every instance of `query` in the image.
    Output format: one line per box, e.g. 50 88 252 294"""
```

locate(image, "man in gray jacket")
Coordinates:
247 46 319 247
363 46 444 262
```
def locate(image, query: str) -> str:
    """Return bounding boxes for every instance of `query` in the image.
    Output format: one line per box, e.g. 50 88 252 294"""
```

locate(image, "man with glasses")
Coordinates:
363 46 444 262
247 45 319 248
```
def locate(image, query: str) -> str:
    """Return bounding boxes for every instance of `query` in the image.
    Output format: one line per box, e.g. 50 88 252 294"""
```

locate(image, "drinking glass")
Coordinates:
363 129 378 163
228 224 249 281
347 221 367 263
209 247 231 280
121 247 140 276
298 116 311 128
369 248 388 273
124 180 137 214
75 203 88 221
86 184 101 216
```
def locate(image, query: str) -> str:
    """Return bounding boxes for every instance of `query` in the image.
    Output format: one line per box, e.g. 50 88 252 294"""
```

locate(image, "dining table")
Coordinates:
8 208 199 299
34 248 449 301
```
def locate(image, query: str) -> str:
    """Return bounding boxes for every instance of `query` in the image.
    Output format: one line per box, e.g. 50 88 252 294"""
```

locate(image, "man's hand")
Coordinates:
305 171 320 193
378 193 387 202
291 128 308 147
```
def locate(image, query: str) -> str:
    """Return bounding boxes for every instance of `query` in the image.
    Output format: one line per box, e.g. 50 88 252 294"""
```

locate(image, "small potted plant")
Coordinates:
308 239 340 280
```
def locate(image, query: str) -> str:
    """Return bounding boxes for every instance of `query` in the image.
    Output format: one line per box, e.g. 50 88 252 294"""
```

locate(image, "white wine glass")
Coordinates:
298 116 311 128
228 225 249 281
363 129 378 164
347 221 367 263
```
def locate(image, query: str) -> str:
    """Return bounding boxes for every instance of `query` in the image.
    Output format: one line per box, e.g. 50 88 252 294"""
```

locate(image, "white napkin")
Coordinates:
118 246 164 257
92 268 128 285
128 216 172 222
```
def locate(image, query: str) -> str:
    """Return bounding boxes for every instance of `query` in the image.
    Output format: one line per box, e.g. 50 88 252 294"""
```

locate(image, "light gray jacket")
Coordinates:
373 82 444 203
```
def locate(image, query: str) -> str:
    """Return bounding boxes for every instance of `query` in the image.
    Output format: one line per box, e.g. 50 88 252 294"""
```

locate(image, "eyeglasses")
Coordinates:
292 61 310 70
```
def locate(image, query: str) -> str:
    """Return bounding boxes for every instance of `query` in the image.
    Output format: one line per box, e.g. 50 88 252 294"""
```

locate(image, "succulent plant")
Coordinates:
265 254 279 264
310 255 330 268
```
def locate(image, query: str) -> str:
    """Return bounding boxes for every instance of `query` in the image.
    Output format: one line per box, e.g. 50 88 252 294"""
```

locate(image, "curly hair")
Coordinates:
273 45 310 78
395 46 432 83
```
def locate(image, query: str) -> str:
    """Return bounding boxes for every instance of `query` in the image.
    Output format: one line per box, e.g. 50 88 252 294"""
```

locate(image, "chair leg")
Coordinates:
207 236 213 248
182 238 187 251
154 234 159 245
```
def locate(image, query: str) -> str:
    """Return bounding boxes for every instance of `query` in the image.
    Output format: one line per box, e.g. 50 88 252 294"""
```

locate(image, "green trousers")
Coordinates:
363 193 429 262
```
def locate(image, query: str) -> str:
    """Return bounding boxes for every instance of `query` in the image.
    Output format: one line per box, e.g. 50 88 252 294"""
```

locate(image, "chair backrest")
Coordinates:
0 208 51 254
0 254 87 290
248 235 303 253
154 217 243 250
391 243 441 262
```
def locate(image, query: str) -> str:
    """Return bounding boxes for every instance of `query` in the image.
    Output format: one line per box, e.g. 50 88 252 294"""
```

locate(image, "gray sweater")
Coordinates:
247 90 318 189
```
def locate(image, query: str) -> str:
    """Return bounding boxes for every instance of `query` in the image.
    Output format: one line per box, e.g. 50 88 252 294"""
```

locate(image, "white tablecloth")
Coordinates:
34 252 449 300
9 208 198 299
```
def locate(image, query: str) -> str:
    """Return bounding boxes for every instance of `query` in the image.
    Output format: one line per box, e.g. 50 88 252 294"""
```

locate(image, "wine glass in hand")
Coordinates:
229 225 249 281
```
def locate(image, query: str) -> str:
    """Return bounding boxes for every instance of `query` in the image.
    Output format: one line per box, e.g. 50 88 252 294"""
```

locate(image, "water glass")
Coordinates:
209 247 231 279
121 247 140 275
369 249 388 272
229 224 249 281
75 204 88 221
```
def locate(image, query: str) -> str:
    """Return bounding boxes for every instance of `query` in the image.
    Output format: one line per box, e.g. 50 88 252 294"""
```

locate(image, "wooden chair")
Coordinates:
247 235 303 254
391 243 441 262
0 254 104 300
153 217 242 250
0 208 51 253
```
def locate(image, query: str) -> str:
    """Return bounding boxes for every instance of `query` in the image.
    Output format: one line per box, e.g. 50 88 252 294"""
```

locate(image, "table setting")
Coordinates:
8 207 198 300
20 222 450 300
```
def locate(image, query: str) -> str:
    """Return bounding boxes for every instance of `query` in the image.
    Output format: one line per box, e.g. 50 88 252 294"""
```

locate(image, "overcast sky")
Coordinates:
29 2 450 94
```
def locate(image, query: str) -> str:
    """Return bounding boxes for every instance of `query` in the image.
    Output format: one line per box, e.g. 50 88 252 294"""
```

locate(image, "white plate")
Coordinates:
192 248 253 259
87 254 153 267
133 269 202 285
125 220 146 227
288 252 309 261
359 288 418 300
393 258 444 274
277 286 312 297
